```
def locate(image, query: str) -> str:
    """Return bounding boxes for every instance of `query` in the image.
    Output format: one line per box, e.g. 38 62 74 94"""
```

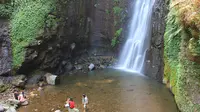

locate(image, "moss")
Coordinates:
165 1 200 111
10 0 56 69
111 28 123 47
0 85 9 93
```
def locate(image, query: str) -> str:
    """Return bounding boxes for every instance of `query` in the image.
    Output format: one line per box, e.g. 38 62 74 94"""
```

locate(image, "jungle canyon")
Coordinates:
0 0 200 112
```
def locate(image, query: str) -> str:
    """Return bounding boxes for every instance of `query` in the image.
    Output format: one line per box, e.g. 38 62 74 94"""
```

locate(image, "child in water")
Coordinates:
82 94 88 111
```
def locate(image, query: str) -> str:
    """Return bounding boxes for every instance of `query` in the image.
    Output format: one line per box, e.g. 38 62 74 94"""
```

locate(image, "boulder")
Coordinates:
0 104 5 112
45 73 59 85
55 110 61 112
88 63 95 71
6 106 16 112
20 101 28 106
11 75 27 88
7 99 20 106
26 74 43 86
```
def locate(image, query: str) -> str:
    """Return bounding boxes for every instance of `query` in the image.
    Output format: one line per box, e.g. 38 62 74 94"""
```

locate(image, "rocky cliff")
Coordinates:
0 19 11 76
164 0 200 111
0 0 129 75
145 0 168 81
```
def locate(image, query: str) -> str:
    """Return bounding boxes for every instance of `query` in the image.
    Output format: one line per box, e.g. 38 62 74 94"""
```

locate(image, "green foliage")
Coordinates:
0 4 13 17
10 0 56 69
105 9 109 14
111 28 122 47
113 6 122 16
165 4 200 112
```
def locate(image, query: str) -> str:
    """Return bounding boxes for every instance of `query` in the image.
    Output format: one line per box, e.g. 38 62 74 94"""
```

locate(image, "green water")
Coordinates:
19 69 179 112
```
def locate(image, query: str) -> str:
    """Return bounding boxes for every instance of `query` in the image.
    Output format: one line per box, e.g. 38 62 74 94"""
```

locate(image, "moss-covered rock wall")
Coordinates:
164 0 200 111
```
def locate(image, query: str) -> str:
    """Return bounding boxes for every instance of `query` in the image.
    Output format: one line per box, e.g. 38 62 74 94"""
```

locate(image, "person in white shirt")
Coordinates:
82 94 88 111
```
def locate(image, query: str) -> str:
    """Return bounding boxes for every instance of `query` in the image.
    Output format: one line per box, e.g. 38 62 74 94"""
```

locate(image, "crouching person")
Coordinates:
65 98 79 112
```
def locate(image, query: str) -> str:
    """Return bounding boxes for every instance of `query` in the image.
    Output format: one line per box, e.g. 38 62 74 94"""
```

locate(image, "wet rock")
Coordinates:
88 63 95 71
0 20 12 76
20 101 28 106
26 74 43 86
99 65 106 69
6 106 16 112
38 81 46 87
45 73 59 85
75 65 83 70
54 110 61 112
145 0 168 81
11 75 27 88
64 62 73 72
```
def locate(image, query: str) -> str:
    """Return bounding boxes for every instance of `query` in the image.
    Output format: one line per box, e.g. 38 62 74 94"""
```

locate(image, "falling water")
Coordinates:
117 0 155 74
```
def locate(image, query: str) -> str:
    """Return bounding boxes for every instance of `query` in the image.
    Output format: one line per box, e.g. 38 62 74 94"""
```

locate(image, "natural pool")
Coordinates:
19 69 179 112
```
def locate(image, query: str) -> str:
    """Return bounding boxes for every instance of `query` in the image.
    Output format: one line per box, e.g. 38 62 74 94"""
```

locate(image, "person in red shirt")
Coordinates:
65 98 79 112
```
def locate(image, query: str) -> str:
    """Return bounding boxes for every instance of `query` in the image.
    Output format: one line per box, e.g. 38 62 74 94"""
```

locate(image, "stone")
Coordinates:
6 106 16 112
100 65 105 69
38 81 46 87
55 110 61 112
7 99 20 106
65 62 73 71
11 75 27 88
26 74 43 86
0 20 12 76
0 104 4 112
88 63 95 71
20 101 28 106
75 65 82 70
45 73 59 85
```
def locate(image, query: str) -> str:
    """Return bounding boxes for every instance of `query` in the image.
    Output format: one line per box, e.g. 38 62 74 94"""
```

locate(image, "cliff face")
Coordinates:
0 0 168 78
0 19 11 76
8 0 129 75
164 0 200 111
145 0 168 81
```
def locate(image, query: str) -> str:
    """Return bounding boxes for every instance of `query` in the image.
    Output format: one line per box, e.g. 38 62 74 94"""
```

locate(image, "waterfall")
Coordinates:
117 0 155 74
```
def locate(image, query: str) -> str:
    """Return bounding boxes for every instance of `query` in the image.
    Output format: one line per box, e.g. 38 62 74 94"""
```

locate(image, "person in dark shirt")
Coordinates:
13 90 19 100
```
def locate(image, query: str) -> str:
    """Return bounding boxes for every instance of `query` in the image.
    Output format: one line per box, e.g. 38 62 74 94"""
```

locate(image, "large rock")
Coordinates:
88 63 95 71
45 73 59 85
26 74 43 86
0 19 12 76
6 107 16 112
0 104 4 112
145 0 168 81
11 75 27 87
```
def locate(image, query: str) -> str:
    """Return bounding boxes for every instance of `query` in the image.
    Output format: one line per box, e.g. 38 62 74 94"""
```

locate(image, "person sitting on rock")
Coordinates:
18 92 28 106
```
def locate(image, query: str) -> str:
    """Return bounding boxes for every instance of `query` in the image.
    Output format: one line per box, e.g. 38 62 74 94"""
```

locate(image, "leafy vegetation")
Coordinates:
111 28 122 47
10 0 56 69
0 3 13 17
113 6 122 16
164 0 200 111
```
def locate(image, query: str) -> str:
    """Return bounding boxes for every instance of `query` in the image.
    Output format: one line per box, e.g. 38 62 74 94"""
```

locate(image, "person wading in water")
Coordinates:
82 94 89 112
